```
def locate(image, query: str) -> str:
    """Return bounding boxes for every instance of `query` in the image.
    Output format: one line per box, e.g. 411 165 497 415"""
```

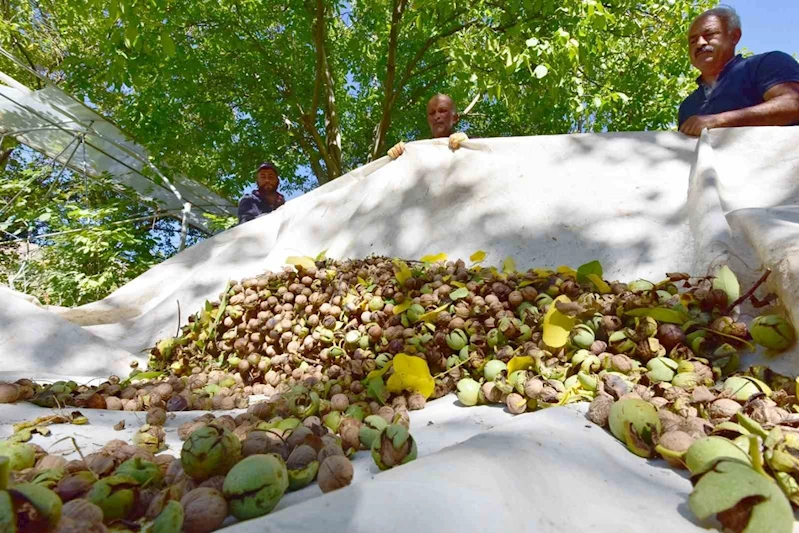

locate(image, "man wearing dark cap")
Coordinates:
387 94 469 159
237 162 286 224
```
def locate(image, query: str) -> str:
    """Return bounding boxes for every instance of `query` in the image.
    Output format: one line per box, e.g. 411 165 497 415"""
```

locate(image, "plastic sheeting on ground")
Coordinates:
2 126 799 531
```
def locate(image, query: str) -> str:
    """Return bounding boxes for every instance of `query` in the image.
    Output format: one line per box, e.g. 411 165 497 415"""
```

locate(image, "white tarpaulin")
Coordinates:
2 126 799 531
0 63 235 232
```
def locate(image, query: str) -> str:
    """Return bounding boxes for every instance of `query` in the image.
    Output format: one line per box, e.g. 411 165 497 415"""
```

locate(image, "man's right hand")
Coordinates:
387 141 406 160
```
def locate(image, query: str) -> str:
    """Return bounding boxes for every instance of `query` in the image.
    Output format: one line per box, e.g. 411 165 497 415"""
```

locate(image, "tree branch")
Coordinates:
229 0 337 179
310 0 325 117
368 0 407 161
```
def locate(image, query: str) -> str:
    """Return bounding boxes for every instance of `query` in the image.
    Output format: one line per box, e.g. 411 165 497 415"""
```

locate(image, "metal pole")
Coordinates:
178 202 191 252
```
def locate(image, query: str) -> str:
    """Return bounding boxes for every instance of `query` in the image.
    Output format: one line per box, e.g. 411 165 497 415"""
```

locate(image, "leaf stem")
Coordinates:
433 354 475 380
725 269 772 314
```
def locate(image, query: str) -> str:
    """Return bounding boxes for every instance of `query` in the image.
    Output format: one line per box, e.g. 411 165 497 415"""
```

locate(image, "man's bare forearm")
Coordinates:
713 93 799 128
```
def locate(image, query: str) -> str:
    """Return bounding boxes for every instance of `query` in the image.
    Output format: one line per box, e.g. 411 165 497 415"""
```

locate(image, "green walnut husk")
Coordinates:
276 417 301 431
456 378 480 407
288 461 319 492
608 399 661 457
0 490 14 532
0 442 35 472
571 324 595 349
149 500 184 533
344 405 367 422
446 329 468 351
87 474 139 522
324 411 343 433
685 436 750 475
722 376 771 402
646 357 677 384
359 415 389 449
750 315 796 352
223 454 288 520
7 482 62 531
30 468 65 490
689 459 793 533
371 424 417 471
483 360 507 381
288 389 320 418
181 425 241 481
116 457 163 487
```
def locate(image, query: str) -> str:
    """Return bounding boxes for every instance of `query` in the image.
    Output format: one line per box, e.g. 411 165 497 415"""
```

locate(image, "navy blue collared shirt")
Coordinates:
678 52 799 127
237 189 285 224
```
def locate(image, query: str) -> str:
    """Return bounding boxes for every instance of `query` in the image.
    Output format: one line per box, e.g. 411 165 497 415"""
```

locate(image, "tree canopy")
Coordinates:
0 0 714 304
3 0 713 194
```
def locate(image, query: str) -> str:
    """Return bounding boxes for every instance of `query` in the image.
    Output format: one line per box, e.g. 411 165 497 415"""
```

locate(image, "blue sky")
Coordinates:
726 0 798 56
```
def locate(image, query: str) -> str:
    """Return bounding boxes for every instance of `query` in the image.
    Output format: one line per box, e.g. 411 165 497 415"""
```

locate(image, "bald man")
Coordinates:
387 94 469 159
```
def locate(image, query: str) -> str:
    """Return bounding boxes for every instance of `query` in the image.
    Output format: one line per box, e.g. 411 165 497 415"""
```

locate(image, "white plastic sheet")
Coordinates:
0 69 235 232
2 127 799 532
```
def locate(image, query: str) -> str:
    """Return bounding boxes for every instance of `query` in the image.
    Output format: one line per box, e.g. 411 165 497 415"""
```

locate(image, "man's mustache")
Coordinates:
696 45 714 55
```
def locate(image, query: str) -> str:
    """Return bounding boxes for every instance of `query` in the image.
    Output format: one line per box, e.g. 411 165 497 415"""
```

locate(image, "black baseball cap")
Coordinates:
257 161 279 175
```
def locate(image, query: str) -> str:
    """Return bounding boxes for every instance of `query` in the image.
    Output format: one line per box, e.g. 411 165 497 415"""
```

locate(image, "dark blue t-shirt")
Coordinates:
237 190 285 224
678 52 799 127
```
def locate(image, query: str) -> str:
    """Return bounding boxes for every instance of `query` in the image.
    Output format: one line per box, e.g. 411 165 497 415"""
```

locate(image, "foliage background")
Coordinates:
0 0 714 305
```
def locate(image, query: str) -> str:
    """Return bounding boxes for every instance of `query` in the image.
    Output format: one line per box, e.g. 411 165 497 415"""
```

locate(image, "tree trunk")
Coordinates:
369 0 405 162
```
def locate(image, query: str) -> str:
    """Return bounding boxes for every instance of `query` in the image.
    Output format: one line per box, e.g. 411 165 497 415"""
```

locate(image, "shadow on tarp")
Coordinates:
11 128 799 374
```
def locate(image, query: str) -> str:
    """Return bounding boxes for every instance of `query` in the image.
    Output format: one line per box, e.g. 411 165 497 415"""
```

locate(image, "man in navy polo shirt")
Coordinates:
237 162 286 224
679 6 799 137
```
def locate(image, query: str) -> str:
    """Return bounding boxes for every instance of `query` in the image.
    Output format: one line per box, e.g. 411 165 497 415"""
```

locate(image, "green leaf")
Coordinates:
625 307 688 324
365 375 389 405
124 25 138 49
315 249 328 261
37 212 51 222
449 287 469 300
161 31 176 57
576 260 603 284
502 256 516 273
713 266 740 305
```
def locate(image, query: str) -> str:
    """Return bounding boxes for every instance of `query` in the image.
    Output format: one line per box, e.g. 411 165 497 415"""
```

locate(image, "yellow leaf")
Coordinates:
421 253 448 264
419 303 449 323
518 280 535 288
450 281 466 288
587 273 611 294
507 356 536 375
315 249 328 261
557 265 577 277
470 250 488 263
542 295 576 348
393 259 412 285
386 353 435 399
286 256 316 271
534 268 554 277
502 256 516 273
393 300 413 315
